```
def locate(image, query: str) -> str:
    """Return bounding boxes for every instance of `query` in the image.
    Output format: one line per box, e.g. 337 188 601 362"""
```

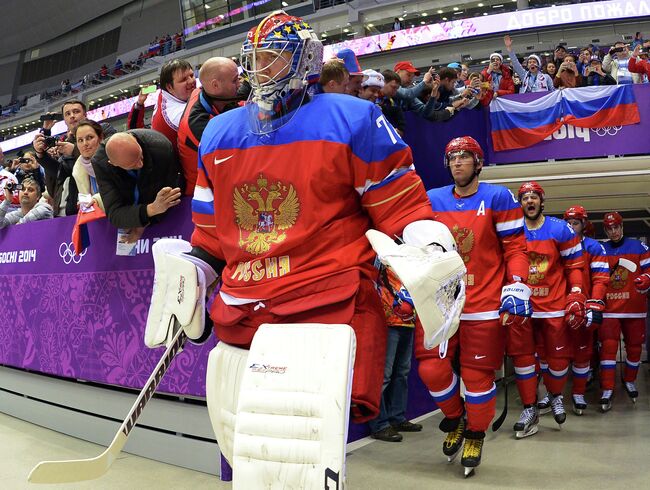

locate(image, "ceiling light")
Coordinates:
343 28 349 32
483 12 488 15
437 9 443 14
478 2 484 6
420 21 425 24
398 17 404 21
347 32 357 36
453 7 459 11
205 4 210 8
97 98 102 101
321 33 326 37
282 1 289 6
493 4 504 7
367 23 374 27
422 13 427 16
442 16 447 20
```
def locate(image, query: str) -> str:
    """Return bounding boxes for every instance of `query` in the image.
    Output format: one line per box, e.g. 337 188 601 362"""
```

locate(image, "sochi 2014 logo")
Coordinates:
59 242 86 264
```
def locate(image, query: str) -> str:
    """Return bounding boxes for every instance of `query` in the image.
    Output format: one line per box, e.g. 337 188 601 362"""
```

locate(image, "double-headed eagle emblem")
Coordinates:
451 225 474 263
528 251 549 285
233 174 300 255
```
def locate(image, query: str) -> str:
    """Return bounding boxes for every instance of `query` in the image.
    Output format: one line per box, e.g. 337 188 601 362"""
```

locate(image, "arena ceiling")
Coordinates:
1 0 131 59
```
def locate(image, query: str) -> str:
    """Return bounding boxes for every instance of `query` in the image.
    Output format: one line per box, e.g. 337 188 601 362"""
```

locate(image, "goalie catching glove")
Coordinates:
145 239 219 348
366 220 466 351
499 280 532 327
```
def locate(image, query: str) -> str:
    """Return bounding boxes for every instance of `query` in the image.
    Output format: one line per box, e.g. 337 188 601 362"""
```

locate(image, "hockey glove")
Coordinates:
634 273 650 294
565 289 587 330
499 281 532 327
584 299 605 330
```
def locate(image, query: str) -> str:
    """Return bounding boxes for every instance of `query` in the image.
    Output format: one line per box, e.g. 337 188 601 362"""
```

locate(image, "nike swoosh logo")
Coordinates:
579 346 587 350
214 155 234 165
555 346 564 351
474 355 487 359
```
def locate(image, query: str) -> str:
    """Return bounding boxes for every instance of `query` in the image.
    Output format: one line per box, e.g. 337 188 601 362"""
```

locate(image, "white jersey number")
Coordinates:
376 114 398 144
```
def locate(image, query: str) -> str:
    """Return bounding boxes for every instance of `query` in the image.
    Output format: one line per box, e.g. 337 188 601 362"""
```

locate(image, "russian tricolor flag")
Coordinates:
490 85 640 151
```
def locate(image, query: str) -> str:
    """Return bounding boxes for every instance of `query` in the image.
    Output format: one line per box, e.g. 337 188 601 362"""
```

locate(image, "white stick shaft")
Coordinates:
28 322 187 484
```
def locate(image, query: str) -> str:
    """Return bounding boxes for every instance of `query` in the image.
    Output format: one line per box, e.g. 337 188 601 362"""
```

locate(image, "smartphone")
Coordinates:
39 113 64 122
142 84 157 94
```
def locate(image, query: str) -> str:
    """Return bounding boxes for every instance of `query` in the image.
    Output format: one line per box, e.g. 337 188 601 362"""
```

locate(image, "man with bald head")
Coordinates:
92 129 182 241
178 56 242 195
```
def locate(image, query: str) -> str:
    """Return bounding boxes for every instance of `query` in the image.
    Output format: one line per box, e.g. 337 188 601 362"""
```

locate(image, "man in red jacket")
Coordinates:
480 53 515 106
629 43 650 81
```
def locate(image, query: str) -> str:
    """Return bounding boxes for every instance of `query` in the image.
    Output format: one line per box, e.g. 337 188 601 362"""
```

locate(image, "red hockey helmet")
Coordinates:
564 205 588 221
444 136 484 166
518 181 545 201
603 211 623 228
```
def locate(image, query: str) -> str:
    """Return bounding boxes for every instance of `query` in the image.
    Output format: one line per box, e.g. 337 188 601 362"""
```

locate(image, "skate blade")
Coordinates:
538 407 551 415
446 448 461 464
463 466 475 478
600 404 611 413
572 408 584 416
515 425 539 439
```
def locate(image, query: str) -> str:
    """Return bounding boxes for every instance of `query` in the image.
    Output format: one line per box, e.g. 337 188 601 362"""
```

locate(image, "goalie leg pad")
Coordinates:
232 323 356 490
206 342 249 465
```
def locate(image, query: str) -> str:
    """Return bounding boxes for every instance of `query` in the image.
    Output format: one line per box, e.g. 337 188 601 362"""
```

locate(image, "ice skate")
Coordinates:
572 394 587 416
550 394 566 425
600 389 613 412
513 406 539 439
440 416 465 463
460 431 484 478
624 382 638 403
536 393 552 415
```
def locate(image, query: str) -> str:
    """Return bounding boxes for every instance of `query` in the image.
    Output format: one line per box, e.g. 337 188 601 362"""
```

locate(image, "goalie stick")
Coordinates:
28 319 187 484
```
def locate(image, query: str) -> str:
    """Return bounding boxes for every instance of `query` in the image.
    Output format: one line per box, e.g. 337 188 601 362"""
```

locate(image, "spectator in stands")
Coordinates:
12 152 46 192
336 49 364 97
544 61 557 78
33 99 87 216
92 130 182 243
631 32 645 49
128 58 196 153
0 177 53 228
359 69 384 103
553 44 569 68
603 42 640 84
319 60 349 94
177 57 241 196
480 52 514 105
554 55 583 89
379 70 406 137
393 61 437 111
114 59 124 76
393 17 403 31
100 65 109 80
504 35 554 93
174 32 183 51
584 55 617 86
447 62 465 89
577 48 591 76
628 43 650 83
73 120 105 211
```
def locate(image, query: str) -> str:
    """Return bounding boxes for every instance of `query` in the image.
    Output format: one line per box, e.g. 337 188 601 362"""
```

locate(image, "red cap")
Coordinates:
564 205 588 221
603 211 623 227
394 61 420 75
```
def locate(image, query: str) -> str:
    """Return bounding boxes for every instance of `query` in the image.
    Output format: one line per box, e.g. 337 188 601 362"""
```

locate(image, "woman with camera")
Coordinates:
553 55 584 89
73 120 105 212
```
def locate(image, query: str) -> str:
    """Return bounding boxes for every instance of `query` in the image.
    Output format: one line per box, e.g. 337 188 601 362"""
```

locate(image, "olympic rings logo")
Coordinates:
59 242 86 265
591 126 622 137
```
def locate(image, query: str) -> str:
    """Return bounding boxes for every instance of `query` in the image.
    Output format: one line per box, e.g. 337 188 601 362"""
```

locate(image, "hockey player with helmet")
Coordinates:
143 11 466 487
422 137 530 476
515 182 584 437
563 205 609 415
599 211 650 410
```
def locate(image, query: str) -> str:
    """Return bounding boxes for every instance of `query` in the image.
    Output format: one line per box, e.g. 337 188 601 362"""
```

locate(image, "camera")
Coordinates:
39 113 64 122
5 182 24 193
43 136 58 149
18 157 31 164
610 47 625 54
